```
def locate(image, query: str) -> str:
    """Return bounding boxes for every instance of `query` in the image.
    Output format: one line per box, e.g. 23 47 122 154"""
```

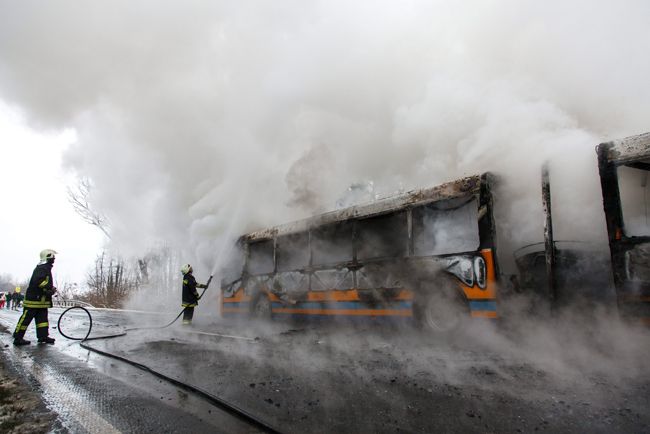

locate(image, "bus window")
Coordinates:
248 240 274 275
221 243 245 284
618 165 650 237
277 232 310 272
357 212 407 260
413 198 480 256
311 222 353 266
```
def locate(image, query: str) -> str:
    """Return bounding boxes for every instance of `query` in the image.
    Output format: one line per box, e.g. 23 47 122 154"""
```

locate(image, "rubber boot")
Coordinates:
13 338 31 346
38 337 55 344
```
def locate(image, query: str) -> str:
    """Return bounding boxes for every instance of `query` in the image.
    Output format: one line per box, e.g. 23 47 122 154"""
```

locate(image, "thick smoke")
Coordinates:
0 0 649 273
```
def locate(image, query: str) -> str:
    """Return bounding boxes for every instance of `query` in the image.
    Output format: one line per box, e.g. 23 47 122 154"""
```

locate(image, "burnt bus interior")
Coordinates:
513 241 614 305
513 165 616 307
221 174 498 323
597 132 650 323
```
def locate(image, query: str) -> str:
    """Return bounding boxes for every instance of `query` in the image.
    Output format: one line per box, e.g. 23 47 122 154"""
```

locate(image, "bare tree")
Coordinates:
84 251 139 308
137 258 149 285
56 281 80 300
67 177 111 238
142 245 181 295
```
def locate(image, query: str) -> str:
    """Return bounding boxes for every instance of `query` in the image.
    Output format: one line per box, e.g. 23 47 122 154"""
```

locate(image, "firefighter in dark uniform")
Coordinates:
181 264 208 325
13 249 58 345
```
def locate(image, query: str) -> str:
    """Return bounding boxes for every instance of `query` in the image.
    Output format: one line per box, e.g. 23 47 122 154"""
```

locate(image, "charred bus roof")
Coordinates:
597 132 650 166
242 173 491 243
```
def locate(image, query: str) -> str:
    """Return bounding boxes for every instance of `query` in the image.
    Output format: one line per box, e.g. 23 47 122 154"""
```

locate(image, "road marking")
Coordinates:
27 361 121 434
180 329 258 341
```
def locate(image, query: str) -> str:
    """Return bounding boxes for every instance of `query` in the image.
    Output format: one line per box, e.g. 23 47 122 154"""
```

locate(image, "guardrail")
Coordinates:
53 299 95 308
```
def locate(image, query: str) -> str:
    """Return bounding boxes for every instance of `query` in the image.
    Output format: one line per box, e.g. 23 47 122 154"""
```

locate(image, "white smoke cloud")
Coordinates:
1 0 649 271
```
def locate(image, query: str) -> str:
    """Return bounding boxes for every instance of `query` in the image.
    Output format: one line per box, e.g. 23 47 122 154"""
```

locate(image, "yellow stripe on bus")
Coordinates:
272 308 413 317
620 296 650 303
470 310 498 318
222 307 249 313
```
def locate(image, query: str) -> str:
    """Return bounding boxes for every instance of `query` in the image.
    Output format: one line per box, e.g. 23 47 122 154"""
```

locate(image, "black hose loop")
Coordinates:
57 306 93 341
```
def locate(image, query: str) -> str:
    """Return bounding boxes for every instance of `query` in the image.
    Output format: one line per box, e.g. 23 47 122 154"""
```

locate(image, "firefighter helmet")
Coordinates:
15 287 21 293
180 264 192 275
40 249 57 262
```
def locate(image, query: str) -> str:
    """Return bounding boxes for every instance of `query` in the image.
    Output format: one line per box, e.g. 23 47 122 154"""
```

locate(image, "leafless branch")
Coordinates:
67 177 111 239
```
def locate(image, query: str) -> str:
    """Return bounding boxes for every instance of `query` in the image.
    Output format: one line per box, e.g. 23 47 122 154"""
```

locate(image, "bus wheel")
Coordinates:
249 292 272 320
414 286 467 335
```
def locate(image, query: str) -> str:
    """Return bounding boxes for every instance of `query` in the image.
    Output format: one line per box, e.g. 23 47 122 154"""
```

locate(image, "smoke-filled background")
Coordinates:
2 6 650 429
1 0 649 280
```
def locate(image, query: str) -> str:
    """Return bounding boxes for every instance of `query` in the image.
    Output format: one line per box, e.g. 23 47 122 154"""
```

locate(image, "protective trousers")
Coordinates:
182 306 195 325
13 308 49 340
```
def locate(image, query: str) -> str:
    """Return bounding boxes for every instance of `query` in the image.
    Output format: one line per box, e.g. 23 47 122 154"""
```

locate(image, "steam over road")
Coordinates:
2 307 649 433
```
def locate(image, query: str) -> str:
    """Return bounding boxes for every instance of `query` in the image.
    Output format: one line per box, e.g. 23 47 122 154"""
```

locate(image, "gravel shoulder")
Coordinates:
0 325 59 434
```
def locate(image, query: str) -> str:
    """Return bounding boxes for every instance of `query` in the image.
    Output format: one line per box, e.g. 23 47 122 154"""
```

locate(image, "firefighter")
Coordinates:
181 264 208 325
13 250 58 346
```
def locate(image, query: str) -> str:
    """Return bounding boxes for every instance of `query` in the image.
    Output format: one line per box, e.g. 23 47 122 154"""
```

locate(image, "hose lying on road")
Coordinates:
56 278 282 434
57 275 214 341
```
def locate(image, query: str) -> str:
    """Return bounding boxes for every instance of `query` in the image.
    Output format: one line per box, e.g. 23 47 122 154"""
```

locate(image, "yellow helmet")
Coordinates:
180 264 192 275
15 287 21 293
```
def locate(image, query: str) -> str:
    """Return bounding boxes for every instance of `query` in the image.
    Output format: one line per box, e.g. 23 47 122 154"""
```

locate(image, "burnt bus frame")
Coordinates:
597 132 650 318
235 173 499 303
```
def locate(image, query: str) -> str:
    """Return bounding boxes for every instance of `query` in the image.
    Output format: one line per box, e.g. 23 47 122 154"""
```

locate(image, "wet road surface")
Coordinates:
0 308 262 433
2 306 650 433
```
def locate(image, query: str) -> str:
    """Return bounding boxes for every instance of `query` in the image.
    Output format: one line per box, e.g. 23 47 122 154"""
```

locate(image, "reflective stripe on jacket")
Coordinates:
182 273 200 307
25 262 54 309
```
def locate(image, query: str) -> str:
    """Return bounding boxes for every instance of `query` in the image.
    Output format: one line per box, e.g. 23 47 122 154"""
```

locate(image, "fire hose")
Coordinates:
56 276 282 434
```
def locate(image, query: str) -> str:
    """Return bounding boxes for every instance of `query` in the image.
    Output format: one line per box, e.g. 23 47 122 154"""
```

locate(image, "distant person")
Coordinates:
13 250 58 346
6 291 14 309
11 291 17 309
180 264 208 326
0 292 5 309
13 287 23 310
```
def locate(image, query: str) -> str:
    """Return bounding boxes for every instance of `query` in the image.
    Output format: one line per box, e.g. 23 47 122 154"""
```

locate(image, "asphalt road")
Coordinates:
0 308 262 433
1 306 649 433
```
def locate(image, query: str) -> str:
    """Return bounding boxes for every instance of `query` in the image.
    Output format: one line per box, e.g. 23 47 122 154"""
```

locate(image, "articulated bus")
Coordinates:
220 173 499 332
597 132 650 325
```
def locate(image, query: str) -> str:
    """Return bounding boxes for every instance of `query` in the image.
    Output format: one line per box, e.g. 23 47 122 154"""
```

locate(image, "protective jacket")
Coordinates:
24 262 55 308
182 273 200 307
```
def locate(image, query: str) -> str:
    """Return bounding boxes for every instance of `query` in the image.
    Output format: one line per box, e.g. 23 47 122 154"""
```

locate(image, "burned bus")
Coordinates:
597 132 650 325
220 173 499 332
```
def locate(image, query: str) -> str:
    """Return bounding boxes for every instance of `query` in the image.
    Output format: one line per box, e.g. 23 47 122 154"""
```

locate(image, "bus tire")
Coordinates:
249 291 272 320
414 279 468 335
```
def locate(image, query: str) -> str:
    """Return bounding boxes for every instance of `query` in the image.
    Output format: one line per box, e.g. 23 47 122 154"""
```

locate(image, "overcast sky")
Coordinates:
0 101 104 285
